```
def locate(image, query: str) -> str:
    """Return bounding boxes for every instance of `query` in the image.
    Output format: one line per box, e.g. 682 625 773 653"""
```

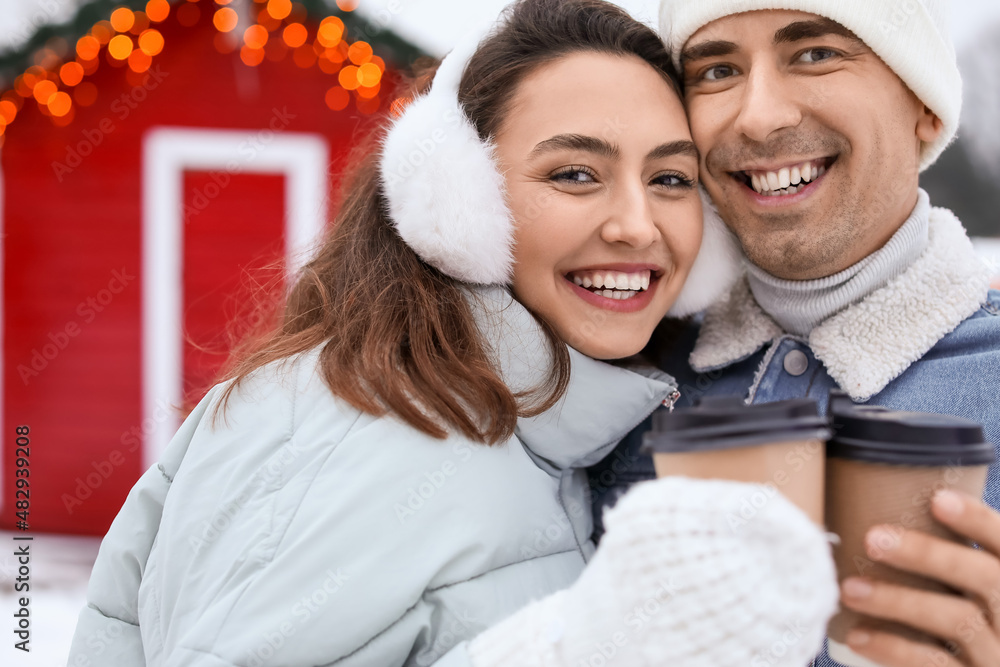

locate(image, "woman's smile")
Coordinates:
562 263 665 313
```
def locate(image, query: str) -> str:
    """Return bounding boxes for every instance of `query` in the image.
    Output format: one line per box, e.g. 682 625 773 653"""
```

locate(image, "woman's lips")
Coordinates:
563 272 660 313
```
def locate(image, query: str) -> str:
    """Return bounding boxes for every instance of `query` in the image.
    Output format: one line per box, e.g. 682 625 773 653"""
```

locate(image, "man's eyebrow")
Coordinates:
528 134 620 160
681 40 738 64
774 18 863 45
647 140 699 162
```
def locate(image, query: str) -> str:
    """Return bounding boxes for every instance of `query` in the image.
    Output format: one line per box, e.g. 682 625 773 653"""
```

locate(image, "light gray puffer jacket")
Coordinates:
68 285 677 667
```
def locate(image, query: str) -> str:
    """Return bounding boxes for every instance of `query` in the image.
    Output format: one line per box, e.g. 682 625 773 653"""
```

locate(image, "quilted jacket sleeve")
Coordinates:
67 385 222 667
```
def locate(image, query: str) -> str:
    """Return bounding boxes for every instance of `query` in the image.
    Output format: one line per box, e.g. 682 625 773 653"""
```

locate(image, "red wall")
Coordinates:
2 10 396 534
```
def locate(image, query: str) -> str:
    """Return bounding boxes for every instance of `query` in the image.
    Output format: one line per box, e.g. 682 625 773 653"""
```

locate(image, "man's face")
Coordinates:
682 10 943 279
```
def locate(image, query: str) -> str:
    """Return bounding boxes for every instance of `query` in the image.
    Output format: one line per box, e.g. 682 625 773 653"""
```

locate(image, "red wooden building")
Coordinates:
0 0 419 535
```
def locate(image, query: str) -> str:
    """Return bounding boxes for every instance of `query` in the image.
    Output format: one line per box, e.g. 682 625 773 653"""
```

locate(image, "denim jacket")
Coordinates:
589 206 1000 666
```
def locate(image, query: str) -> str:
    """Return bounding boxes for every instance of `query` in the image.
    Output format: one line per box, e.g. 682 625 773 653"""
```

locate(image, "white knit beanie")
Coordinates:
659 0 962 171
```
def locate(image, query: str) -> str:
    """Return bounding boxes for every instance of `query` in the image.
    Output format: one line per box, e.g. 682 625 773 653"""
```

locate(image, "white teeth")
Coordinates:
601 290 614 298
569 269 652 294
749 160 826 194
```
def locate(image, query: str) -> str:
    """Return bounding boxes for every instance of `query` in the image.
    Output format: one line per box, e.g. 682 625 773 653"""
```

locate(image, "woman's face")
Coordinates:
494 51 702 360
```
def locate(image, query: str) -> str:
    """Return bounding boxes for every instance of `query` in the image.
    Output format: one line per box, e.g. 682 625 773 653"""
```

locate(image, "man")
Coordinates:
589 1 1000 665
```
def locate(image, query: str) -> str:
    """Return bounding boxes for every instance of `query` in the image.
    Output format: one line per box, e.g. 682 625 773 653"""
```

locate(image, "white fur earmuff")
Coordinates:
379 25 515 285
380 26 743 311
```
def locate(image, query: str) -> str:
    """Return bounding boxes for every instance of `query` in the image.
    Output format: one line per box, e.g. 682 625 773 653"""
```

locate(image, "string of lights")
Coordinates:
0 0 420 143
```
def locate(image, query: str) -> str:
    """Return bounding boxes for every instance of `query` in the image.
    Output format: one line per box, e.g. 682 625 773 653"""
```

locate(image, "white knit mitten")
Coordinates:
468 476 838 667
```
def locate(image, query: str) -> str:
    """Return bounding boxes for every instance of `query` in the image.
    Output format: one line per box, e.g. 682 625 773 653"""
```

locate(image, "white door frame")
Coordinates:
141 127 329 467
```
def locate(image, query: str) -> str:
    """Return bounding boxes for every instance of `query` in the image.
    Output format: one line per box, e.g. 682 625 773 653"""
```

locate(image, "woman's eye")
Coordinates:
701 64 736 81
797 48 837 63
653 173 694 188
551 168 596 184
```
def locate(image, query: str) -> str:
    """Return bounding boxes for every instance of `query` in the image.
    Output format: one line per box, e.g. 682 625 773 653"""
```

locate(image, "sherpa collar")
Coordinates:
690 207 992 401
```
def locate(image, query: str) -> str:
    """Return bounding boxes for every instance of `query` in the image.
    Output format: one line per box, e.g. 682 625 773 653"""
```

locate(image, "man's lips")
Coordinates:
728 156 837 197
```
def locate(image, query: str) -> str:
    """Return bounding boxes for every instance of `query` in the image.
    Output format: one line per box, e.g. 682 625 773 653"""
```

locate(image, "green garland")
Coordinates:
0 0 427 89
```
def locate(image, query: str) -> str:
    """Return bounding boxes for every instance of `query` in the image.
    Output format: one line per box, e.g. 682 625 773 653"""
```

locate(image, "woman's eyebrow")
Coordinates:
647 140 699 162
528 134 621 160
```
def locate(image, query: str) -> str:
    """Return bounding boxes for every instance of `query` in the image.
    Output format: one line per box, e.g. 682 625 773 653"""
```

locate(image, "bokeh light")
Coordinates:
59 62 85 86
129 49 153 72
139 29 164 56
338 65 360 90
325 86 349 111
317 17 344 47
108 34 134 60
32 80 58 104
48 91 73 117
146 0 170 23
110 8 136 33
244 25 269 49
240 45 265 66
348 41 372 65
91 22 114 44
266 0 292 20
213 7 239 32
282 23 307 48
357 62 381 87
76 35 101 60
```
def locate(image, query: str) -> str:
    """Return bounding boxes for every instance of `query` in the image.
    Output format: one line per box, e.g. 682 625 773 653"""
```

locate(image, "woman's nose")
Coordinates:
600 186 658 249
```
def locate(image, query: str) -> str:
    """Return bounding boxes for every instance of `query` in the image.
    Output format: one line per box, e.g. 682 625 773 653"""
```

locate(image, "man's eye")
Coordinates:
551 168 596 184
701 64 737 81
797 48 837 63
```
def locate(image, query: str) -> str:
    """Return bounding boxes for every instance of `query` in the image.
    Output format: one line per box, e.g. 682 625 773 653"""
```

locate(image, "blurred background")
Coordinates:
1 0 998 664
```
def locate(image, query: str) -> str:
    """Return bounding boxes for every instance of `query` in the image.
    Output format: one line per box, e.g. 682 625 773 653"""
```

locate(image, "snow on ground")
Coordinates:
0 531 99 667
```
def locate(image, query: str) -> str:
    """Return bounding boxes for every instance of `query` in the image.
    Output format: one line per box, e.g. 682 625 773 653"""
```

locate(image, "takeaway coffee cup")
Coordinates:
825 391 995 667
640 396 831 524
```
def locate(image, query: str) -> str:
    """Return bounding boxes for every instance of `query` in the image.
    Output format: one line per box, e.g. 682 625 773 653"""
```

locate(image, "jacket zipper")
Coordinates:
662 389 681 412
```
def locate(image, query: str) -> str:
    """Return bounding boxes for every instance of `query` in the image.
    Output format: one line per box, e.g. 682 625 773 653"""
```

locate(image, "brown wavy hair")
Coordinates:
216 0 683 444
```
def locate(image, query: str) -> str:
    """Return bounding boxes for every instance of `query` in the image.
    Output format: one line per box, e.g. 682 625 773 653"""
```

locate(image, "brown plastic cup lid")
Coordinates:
828 390 994 466
640 396 830 454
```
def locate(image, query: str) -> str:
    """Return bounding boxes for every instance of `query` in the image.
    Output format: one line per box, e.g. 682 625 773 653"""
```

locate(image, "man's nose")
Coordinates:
600 185 657 249
733 67 803 143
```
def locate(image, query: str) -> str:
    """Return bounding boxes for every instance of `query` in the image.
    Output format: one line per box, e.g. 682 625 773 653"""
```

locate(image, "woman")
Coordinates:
69 1 836 665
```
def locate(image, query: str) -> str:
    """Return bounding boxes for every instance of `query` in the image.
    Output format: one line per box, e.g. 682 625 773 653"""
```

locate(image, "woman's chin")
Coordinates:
567 335 649 361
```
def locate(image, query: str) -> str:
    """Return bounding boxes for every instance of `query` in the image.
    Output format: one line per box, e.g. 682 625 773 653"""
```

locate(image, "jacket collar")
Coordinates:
690 206 992 401
468 285 677 469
